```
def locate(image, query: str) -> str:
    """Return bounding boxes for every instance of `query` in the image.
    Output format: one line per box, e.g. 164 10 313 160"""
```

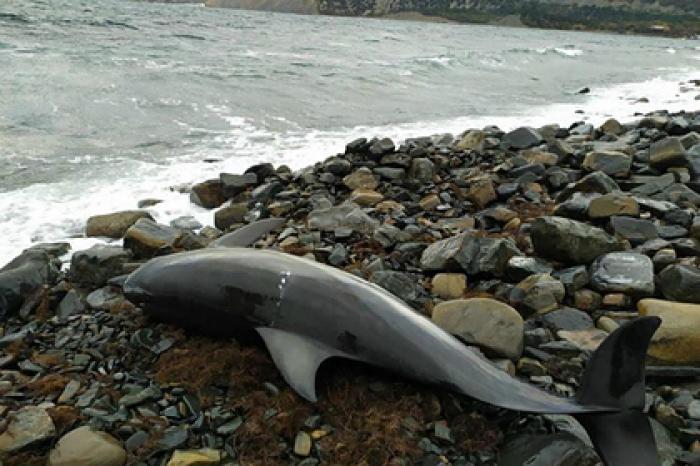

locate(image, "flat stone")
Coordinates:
190 179 226 209
219 172 257 197
48 426 126 466
431 273 467 300
538 307 594 332
581 151 631 177
610 216 658 245
69 246 128 288
308 202 378 234
350 189 383 207
0 406 56 454
587 193 639 218
638 299 700 364
590 252 654 297
1 249 59 318
86 210 153 238
506 256 553 282
557 171 619 202
371 271 424 307
531 216 624 264
466 176 497 208
170 216 203 230
166 448 221 466
658 264 700 303
498 433 598 466
432 298 524 360
294 431 312 456
557 329 608 352
124 218 182 259
552 266 588 295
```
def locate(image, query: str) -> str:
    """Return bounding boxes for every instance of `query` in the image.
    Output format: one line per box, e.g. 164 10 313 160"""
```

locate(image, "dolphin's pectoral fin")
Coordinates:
256 327 337 402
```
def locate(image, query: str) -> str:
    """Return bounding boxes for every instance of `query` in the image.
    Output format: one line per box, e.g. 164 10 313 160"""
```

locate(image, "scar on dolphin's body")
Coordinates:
123 218 662 466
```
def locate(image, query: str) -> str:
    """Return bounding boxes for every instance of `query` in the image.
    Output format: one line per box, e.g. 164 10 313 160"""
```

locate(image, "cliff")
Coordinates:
204 0 700 36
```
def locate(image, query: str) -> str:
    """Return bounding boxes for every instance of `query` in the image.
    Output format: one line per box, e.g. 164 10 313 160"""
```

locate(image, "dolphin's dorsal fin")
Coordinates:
256 327 337 402
209 218 286 248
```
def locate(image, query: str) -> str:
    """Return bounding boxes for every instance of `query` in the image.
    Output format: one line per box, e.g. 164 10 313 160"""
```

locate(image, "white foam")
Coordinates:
1 71 699 265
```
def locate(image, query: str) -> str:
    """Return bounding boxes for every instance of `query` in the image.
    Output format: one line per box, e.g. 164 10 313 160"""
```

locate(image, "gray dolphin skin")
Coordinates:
123 220 662 466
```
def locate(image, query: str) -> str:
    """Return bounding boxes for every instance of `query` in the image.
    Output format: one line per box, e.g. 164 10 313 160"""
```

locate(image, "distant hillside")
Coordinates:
203 0 700 36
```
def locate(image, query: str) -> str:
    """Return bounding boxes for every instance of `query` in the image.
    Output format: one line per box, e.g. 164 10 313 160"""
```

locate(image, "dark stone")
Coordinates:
538 307 594 332
345 137 369 153
124 218 182 259
556 171 619 203
214 203 248 231
250 181 283 204
590 252 655 297
0 250 59 319
531 216 624 264
554 192 599 220
69 246 128 288
658 264 700 303
56 289 85 319
244 163 275 182
370 271 425 308
552 266 589 295
420 233 521 277
323 157 353 176
609 216 658 245
189 179 226 209
498 433 598 466
650 137 689 171
502 127 543 150
220 172 257 197
369 138 395 157
506 256 553 282
657 224 688 240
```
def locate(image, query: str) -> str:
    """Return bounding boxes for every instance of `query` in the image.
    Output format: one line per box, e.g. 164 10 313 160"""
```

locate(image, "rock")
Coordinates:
250 181 283 204
214 203 248 231
68 246 128 288
57 289 86 319
650 137 689 171
502 127 543 150
610 216 658 245
170 216 203 230
350 189 383 207
557 171 619 202
220 172 257 197
432 298 524 359
466 176 497 208
420 233 520 277
308 202 378 234
498 433 598 466
0 406 56 454
409 158 435 182
346 137 369 153
590 252 654 297
86 210 153 238
368 138 395 157
419 194 440 211
456 130 485 151
343 167 378 190
506 256 553 282
0 249 59 318
166 449 221 466
137 198 162 208
658 264 700 303
581 151 631 177
431 273 467 300
124 218 182 259
638 299 700 364
531 216 624 264
244 162 275 181
522 150 558 167
538 307 593 332
370 271 424 307
512 274 565 314
552 266 588 295
48 426 126 466
294 431 312 456
600 118 624 135
587 193 639 218
557 328 608 352
189 179 226 209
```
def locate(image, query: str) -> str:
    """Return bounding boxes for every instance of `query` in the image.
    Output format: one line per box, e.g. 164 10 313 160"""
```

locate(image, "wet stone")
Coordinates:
590 252 654 297
609 216 658 245
506 256 553 282
658 264 700 303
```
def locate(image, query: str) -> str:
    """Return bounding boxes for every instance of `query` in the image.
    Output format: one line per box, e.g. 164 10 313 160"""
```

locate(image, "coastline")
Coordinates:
3 104 700 464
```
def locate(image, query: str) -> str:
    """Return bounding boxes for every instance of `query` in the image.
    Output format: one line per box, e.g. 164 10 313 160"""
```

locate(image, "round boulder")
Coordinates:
638 299 700 365
432 298 524 360
48 426 126 466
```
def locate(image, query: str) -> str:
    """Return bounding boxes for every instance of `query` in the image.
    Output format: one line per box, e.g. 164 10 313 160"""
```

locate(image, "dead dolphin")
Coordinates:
123 220 662 466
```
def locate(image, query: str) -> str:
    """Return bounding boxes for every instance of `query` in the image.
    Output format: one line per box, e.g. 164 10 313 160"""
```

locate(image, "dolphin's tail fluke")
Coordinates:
573 316 662 466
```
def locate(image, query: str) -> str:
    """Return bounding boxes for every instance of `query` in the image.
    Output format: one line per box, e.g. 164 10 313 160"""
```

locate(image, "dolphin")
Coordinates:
123 219 662 466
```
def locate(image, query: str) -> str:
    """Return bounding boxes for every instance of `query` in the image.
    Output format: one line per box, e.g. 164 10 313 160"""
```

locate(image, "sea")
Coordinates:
1 0 699 264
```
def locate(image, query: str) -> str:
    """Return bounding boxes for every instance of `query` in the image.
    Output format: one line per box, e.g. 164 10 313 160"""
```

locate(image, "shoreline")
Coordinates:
3 106 700 464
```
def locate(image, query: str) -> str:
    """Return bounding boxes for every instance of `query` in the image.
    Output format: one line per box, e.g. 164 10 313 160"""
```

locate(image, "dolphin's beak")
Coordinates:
122 273 152 307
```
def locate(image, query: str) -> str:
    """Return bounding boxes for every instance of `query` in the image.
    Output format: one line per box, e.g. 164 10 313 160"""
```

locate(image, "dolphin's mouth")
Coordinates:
122 274 153 307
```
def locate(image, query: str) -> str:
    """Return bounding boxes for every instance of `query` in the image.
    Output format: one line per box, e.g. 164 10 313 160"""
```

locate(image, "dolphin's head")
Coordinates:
122 265 155 308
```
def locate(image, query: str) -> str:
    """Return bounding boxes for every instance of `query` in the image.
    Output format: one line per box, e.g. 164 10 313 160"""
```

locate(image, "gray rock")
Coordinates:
556 171 619 202
538 307 594 332
650 137 689 171
370 271 424 308
552 266 589 295
420 233 520 277
0 406 56 454
581 151 631 177
369 137 395 157
308 202 378 234
506 256 553 282
658 264 700 303
170 216 202 230
69 246 128 288
554 192 599 220
610 216 658 245
502 127 543 150
219 172 257 197
0 249 60 318
432 298 524 359
409 158 435 182
57 289 86 319
119 385 162 407
124 218 182 259
590 252 654 296
498 433 598 466
512 274 565 315
531 216 624 264
373 166 405 180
